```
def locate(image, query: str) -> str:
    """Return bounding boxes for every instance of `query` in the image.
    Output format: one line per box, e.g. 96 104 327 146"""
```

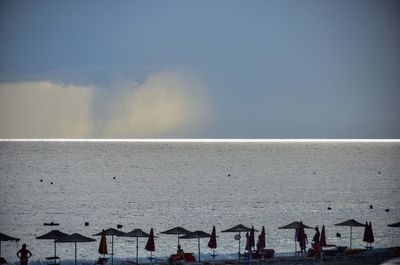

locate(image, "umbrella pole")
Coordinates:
350 226 352 249
136 236 139 265
111 235 114 265
75 242 77 265
177 234 180 247
294 231 297 256
198 237 201 262
238 232 241 260
0 241 2 257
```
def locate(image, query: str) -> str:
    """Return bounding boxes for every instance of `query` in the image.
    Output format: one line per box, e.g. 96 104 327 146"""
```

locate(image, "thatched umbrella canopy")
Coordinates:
180 231 211 262
335 219 365 248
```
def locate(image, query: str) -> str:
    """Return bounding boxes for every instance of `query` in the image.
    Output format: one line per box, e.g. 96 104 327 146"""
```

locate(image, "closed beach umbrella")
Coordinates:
145 228 155 260
256 226 266 251
36 230 69 261
0 232 20 257
334 219 365 249
362 222 368 243
278 221 312 256
207 226 217 258
161 227 191 246
93 228 125 265
320 225 327 247
122 229 150 264
363 222 374 247
180 230 211 262
245 226 255 252
222 224 251 259
98 230 108 256
388 222 400 227
56 233 96 265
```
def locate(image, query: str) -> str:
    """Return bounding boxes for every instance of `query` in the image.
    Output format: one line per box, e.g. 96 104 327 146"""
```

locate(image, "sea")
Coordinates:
0 140 399 264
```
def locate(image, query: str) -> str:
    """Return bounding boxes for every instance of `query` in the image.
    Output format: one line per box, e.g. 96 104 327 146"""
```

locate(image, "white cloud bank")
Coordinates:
0 70 210 138
0 81 94 138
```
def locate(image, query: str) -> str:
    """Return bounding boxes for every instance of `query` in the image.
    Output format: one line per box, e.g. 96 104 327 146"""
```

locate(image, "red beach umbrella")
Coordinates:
245 226 255 251
362 222 368 243
257 226 266 251
320 225 327 247
98 230 108 256
93 228 125 265
207 226 217 255
364 222 374 247
145 228 155 252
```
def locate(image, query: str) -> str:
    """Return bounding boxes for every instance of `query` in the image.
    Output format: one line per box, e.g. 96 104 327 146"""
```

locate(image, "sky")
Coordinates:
0 0 399 139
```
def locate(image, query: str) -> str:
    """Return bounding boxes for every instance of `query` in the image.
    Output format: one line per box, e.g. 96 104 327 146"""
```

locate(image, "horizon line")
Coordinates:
0 138 399 143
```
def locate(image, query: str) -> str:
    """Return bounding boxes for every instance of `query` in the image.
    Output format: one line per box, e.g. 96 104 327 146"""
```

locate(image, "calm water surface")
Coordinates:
0 141 399 263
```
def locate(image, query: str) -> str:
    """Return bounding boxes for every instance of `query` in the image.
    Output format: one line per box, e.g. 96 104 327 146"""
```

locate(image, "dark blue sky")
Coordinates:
1 1 399 138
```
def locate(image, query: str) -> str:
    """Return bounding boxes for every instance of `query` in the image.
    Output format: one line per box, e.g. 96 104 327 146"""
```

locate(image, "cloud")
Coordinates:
101 70 210 138
0 81 94 138
0 70 210 138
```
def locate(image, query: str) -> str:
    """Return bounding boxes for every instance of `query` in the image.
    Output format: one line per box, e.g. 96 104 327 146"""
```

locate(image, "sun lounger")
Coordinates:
81 257 110 265
45 256 61 265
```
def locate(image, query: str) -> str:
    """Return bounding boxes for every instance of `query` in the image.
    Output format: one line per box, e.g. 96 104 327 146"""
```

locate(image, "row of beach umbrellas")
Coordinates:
1 221 399 264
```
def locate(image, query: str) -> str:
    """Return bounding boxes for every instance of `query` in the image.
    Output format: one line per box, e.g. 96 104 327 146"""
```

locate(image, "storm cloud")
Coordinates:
0 71 210 138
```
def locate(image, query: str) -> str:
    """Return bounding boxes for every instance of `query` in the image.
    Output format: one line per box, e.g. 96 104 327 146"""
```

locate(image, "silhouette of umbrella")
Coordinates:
245 226 255 252
121 229 149 264
161 227 191 246
388 222 400 227
98 230 108 257
222 224 251 259
278 221 312 255
93 228 125 265
320 225 327 247
363 222 374 248
145 228 155 261
0 232 20 257
56 233 96 265
36 230 69 262
180 231 211 262
207 226 217 258
256 226 266 251
335 219 365 249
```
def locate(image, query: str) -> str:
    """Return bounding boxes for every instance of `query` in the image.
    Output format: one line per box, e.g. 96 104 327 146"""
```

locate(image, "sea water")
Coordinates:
0 140 399 264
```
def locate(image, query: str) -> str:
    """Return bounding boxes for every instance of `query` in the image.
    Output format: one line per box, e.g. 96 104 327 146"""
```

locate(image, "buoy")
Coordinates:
117 224 123 229
385 209 390 212
228 174 231 177
378 171 381 174
327 207 332 210
85 222 89 226
336 233 341 238
370 205 373 209
51 182 53 185
313 172 316 174
113 177 116 180
40 179 43 182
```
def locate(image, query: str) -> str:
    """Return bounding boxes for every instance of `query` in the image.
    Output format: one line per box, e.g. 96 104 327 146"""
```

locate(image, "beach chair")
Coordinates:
45 256 61 265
